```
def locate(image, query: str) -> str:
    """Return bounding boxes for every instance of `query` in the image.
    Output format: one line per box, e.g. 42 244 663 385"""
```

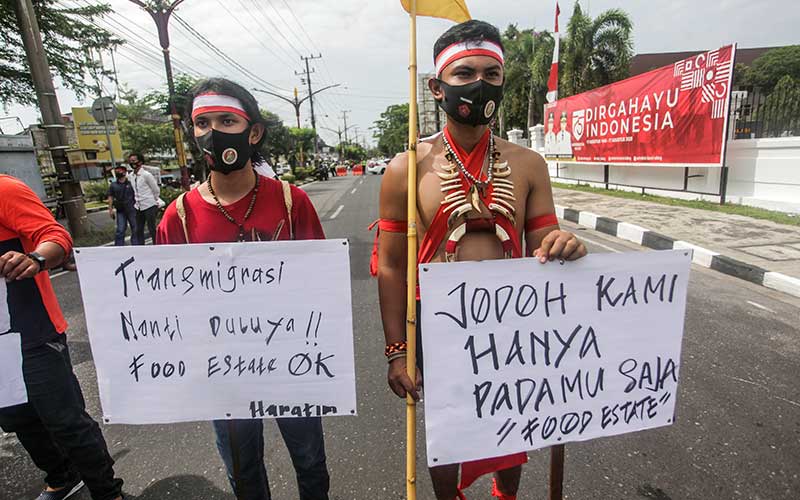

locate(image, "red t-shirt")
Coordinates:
0 175 72 348
156 175 325 244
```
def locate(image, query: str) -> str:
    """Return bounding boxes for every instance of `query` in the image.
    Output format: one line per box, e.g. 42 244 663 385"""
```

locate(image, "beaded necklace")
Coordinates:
207 171 259 242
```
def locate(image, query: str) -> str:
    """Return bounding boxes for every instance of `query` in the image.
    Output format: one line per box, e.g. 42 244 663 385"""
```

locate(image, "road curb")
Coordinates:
555 204 800 299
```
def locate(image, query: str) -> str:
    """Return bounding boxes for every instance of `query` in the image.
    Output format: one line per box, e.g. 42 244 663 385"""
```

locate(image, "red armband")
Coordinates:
378 219 407 233
525 213 559 233
368 219 409 277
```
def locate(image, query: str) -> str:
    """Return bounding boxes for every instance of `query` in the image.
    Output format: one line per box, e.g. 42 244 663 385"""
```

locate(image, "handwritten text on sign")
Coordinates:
418 250 690 466
75 240 356 425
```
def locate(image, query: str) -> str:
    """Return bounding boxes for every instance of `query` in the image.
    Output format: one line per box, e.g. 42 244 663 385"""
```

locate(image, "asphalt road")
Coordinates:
2 174 799 500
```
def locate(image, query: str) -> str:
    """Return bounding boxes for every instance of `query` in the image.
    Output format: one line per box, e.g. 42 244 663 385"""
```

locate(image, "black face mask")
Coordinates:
115 173 126 180
435 79 504 126
196 128 252 175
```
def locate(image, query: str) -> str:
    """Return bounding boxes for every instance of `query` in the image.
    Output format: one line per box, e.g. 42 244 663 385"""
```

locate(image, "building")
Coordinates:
418 72 441 137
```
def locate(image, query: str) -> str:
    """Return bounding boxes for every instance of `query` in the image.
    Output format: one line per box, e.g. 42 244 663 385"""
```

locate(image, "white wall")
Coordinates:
544 137 800 214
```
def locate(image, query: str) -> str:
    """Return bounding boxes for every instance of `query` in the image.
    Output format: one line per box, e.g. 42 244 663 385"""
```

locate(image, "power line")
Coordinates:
213 0 297 69
243 0 303 58
58 0 205 79
264 0 313 55
172 13 289 93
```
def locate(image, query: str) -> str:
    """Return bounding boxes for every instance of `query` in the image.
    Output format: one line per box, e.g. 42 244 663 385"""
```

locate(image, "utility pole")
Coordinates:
252 82 340 130
14 0 88 236
341 110 351 143
296 54 322 168
130 0 190 190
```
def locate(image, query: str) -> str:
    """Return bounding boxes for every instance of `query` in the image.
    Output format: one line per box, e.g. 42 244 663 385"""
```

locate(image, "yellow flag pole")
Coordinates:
405 1 419 500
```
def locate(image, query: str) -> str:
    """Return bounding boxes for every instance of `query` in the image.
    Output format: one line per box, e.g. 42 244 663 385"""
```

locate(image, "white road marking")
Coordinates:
746 300 776 314
330 205 344 220
578 235 622 254
50 270 69 279
359 179 364 184
351 188 357 194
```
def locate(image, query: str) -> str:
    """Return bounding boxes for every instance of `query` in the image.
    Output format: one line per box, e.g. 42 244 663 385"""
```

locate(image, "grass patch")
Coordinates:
73 227 115 247
552 181 800 227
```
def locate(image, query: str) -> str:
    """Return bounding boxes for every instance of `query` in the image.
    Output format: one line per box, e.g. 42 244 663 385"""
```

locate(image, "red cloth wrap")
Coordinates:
369 219 407 277
525 213 559 232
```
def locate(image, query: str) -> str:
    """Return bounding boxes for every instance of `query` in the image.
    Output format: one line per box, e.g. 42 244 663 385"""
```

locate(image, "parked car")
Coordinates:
367 161 387 175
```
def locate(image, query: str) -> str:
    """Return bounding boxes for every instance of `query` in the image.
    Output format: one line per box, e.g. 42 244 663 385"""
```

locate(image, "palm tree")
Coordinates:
561 2 633 97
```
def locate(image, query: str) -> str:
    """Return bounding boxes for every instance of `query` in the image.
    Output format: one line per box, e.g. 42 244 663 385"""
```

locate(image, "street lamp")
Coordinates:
129 0 190 189
252 84 340 129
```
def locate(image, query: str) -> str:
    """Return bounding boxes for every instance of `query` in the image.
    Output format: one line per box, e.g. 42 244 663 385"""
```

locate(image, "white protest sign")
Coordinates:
419 250 691 466
75 239 356 425
0 281 27 409
0 333 27 408
0 280 10 333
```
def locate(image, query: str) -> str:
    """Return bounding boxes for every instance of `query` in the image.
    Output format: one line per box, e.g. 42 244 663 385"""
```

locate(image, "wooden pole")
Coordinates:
548 444 565 500
406 2 419 500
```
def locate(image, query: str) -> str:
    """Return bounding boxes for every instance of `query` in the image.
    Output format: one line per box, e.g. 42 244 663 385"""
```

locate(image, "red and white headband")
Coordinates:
434 40 505 77
191 92 250 122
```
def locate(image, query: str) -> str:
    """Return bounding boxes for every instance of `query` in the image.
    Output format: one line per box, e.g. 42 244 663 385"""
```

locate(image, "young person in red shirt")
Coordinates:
156 78 329 500
0 175 124 500
376 21 587 500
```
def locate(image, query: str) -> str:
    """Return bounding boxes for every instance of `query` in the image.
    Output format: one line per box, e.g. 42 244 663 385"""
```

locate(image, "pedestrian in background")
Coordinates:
128 152 160 245
0 174 124 500
106 165 137 246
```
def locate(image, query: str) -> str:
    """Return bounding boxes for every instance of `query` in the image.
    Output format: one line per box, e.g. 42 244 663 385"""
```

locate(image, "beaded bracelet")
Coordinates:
385 341 407 358
387 351 408 363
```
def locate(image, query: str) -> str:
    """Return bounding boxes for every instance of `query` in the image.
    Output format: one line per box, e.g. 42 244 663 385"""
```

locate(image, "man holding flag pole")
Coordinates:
377 2 587 499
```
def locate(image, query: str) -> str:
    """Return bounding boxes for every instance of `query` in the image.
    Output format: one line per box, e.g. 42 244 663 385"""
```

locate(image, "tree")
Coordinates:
498 26 555 134
116 87 173 157
498 25 533 135
373 103 409 157
341 142 366 162
758 75 800 137
259 109 291 166
1 0 119 106
560 2 633 97
286 127 316 171
146 74 199 119
744 46 800 92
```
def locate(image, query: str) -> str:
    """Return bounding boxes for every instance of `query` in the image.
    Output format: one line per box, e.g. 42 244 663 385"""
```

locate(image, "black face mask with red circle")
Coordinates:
196 127 252 175
435 79 504 127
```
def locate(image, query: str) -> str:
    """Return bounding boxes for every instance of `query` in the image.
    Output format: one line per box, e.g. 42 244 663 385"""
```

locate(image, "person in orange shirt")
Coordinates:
0 175 124 500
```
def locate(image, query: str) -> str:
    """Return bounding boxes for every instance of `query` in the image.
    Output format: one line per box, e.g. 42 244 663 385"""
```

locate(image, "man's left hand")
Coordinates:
533 230 588 263
0 251 40 281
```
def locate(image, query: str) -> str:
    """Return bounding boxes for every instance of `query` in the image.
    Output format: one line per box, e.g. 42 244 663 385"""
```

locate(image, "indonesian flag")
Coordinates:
400 0 471 22
546 1 561 103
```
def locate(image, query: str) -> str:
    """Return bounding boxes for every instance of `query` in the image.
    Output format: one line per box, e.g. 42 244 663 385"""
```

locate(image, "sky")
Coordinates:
3 0 799 147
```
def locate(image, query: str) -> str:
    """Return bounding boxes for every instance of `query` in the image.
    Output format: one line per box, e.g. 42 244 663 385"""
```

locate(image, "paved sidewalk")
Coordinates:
553 187 800 295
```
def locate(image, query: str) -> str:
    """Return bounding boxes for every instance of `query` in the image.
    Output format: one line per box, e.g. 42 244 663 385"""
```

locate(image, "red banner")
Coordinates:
544 45 735 166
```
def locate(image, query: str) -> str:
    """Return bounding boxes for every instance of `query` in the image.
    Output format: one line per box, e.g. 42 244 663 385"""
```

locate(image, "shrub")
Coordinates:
159 186 184 209
82 180 110 202
280 173 296 184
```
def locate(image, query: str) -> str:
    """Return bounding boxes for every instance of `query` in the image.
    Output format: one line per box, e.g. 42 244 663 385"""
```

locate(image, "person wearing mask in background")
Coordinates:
0 174 124 500
156 78 330 500
128 152 160 245
106 165 137 246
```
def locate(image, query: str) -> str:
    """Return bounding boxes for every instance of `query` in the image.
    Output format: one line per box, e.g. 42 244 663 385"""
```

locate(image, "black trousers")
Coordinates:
0 335 123 500
134 205 158 245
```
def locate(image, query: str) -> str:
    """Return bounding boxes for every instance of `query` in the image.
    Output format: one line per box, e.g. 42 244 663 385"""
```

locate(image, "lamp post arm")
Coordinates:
297 83 341 106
